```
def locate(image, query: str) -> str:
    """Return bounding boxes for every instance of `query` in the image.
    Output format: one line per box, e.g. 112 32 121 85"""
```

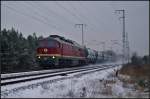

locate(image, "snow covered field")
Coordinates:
1 63 149 98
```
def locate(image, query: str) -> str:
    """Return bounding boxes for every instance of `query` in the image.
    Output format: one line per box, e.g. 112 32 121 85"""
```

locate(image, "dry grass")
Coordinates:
119 64 150 91
119 64 150 78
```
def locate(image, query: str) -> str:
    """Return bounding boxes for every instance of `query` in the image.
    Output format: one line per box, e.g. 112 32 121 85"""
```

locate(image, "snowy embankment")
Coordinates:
1 63 149 98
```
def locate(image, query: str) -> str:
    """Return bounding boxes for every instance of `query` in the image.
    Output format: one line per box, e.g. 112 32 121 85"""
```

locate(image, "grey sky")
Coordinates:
1 1 149 56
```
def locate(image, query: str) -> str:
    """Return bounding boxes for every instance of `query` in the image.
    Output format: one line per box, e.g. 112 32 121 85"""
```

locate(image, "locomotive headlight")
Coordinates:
52 56 55 59
38 56 41 59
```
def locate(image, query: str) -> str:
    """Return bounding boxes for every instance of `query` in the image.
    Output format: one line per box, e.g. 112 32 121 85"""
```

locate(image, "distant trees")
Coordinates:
142 55 149 64
1 28 42 73
131 52 149 65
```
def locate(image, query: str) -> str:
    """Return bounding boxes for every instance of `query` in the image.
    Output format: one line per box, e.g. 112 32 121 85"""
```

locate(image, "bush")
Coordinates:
131 52 142 65
142 55 149 64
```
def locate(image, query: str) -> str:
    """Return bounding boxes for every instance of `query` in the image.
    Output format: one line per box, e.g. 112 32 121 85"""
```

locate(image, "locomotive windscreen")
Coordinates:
38 39 59 48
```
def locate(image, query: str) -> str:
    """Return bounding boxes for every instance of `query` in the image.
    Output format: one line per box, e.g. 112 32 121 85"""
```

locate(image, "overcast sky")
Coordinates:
1 1 149 56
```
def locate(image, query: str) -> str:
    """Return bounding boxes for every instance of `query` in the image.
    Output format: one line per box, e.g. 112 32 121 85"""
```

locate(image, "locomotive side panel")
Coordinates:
60 43 86 66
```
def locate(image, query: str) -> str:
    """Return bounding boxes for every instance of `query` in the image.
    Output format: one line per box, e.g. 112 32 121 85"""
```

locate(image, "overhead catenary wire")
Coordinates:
54 1 91 44
2 2 86 42
23 2 66 33
68 2 98 34
78 2 114 48
54 1 86 24
3 5 63 33
29 1 77 35
3 3 76 36
79 2 115 35
79 3 104 29
25 1 87 37
54 1 102 44
30 1 76 26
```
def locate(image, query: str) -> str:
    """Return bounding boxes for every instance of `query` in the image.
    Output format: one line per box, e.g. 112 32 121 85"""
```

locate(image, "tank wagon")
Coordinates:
86 48 97 63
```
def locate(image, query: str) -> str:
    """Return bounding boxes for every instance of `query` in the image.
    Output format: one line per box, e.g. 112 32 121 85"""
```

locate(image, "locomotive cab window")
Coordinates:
38 39 59 48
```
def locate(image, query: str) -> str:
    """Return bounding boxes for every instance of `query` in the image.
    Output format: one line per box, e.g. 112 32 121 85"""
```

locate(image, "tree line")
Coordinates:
131 52 149 65
1 28 43 73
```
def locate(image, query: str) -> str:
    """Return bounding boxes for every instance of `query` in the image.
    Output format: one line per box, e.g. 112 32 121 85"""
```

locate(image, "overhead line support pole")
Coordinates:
75 24 86 46
115 9 126 65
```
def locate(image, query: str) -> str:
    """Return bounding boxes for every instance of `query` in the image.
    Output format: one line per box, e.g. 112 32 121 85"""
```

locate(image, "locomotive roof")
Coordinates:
50 35 74 44
43 35 84 49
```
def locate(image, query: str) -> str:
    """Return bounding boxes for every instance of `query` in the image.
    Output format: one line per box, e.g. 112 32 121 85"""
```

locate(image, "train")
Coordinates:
36 35 113 68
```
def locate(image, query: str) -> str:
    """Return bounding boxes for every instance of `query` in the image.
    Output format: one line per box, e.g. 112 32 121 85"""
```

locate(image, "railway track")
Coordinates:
1 64 121 86
1 64 113 80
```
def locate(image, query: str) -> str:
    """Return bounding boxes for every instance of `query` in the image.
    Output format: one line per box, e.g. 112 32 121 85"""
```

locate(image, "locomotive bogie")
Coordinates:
36 54 86 68
36 55 60 67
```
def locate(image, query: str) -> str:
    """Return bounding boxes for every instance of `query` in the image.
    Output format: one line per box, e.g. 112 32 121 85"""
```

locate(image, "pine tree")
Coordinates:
1 28 40 73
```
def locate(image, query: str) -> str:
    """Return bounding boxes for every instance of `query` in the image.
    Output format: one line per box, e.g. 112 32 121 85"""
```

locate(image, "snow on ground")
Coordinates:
1 59 122 78
1 60 117 79
1 62 149 98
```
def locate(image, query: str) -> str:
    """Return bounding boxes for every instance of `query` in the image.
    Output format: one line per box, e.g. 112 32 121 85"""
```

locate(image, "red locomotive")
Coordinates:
36 35 87 67
36 35 114 68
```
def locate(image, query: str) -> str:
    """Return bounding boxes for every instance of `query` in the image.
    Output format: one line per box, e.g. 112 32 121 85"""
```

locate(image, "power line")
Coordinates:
54 1 96 42
32 1 76 26
23 2 59 28
4 5 61 32
79 2 103 28
4 2 74 35
54 1 99 35
69 2 98 33
55 1 85 24
109 1 117 11
31 2 77 34
26 1 89 35
55 1 100 42
79 2 113 35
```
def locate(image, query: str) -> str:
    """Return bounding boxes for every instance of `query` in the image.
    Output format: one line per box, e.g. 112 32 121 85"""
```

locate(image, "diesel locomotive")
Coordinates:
36 35 110 68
